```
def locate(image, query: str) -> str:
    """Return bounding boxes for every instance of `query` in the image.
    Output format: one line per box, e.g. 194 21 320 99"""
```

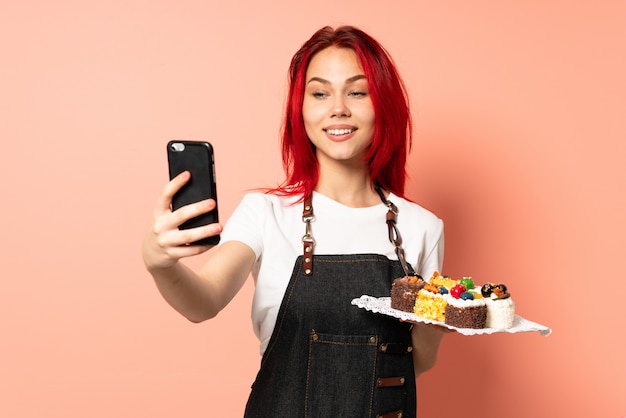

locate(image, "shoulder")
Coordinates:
237 192 301 212
223 191 304 259
392 194 443 226
227 192 303 228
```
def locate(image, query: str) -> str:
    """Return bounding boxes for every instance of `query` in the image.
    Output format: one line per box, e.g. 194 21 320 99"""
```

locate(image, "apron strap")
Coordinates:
300 189 420 278
374 187 420 279
301 194 315 276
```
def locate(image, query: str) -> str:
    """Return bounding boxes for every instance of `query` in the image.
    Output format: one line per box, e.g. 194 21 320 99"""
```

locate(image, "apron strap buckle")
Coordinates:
302 194 315 275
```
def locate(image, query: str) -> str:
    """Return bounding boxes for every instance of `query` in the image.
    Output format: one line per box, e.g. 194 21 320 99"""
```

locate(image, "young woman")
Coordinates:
143 25 446 418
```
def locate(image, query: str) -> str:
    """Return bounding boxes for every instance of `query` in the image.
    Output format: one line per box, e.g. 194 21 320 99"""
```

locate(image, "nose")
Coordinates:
330 95 351 118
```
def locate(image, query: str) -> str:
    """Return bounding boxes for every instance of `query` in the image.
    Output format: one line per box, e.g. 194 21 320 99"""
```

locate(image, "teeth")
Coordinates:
326 128 355 136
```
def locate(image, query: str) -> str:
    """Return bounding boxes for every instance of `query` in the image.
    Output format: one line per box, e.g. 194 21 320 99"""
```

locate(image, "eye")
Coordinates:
348 90 368 98
311 91 328 99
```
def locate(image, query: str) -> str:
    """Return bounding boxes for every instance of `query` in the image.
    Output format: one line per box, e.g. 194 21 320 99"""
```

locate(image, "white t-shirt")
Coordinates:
220 191 444 354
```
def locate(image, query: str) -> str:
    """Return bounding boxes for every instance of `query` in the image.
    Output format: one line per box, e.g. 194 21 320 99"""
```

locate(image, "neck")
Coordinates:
314 163 382 208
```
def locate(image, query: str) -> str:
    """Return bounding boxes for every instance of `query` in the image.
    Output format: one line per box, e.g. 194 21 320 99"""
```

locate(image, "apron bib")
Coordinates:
245 192 418 418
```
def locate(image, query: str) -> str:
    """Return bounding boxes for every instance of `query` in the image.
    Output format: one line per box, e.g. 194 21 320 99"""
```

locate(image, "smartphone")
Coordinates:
167 140 220 245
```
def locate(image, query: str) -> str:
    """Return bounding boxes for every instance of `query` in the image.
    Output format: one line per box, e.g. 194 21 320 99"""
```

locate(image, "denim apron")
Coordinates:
244 193 417 418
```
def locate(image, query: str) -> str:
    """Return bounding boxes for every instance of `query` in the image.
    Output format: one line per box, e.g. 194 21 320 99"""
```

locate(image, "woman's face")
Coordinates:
302 46 375 168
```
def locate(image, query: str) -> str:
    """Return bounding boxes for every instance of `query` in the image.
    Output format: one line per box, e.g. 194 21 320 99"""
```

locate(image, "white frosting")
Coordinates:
485 297 516 328
447 296 486 308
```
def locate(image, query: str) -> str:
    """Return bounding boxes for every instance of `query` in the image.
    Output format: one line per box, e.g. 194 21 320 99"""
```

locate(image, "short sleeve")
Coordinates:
417 218 444 278
219 193 267 259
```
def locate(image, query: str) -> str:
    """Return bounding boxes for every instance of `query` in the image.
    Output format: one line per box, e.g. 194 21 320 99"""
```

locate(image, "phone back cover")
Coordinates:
167 141 219 244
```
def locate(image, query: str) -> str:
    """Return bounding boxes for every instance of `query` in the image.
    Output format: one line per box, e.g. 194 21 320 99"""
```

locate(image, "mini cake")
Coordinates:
413 283 448 322
429 272 459 290
412 273 465 322
444 283 487 329
482 283 515 328
390 275 426 312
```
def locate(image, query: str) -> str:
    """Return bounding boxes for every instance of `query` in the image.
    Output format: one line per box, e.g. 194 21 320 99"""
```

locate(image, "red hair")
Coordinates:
273 26 413 199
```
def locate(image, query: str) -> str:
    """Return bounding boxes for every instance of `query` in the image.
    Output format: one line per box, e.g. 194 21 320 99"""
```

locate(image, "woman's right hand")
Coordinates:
142 171 223 271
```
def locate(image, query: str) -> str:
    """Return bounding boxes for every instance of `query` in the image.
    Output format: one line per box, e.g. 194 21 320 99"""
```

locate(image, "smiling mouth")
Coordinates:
325 128 356 136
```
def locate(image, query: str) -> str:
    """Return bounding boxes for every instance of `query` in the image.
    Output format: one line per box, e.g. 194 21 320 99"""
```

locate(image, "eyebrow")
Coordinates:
306 74 367 85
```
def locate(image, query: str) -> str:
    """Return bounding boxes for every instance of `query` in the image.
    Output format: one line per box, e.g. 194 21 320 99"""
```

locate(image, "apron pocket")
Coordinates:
305 330 378 418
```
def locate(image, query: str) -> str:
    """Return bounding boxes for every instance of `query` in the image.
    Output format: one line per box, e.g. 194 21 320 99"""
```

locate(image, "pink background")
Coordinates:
1 1 624 417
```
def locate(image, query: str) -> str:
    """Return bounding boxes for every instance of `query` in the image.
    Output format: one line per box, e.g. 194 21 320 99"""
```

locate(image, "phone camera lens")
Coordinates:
170 142 186 152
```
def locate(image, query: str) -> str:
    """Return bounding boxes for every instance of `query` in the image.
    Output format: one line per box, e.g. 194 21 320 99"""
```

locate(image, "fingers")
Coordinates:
152 198 217 241
143 227 211 270
401 319 455 334
143 171 221 269
143 218 222 270
414 322 455 334
169 199 216 230
154 221 222 249
155 171 191 214
152 170 216 234
433 325 455 334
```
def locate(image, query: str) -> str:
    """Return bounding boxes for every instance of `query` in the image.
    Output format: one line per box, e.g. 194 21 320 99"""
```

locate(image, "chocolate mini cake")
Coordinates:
390 276 425 312
444 283 487 329
444 298 487 329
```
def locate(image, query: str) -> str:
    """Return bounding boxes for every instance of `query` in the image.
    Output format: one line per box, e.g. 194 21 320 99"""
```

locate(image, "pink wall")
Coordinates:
1 1 624 417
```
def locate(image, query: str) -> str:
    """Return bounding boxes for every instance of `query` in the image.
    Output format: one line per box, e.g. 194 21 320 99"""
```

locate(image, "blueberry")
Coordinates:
460 291 474 300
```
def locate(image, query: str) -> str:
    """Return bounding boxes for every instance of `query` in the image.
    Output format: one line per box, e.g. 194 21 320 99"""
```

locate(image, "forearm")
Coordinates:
411 323 446 377
144 240 255 323
148 261 222 322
